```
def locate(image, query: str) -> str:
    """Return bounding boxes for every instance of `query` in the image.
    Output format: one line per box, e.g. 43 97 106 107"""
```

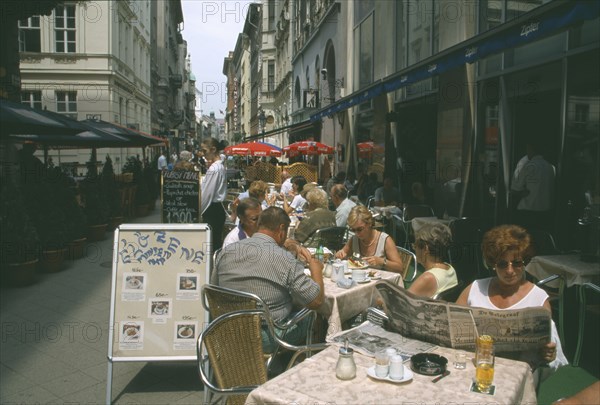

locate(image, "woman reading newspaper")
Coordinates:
456 224 567 382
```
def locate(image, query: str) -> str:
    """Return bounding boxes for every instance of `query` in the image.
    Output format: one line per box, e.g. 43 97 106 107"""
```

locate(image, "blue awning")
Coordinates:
310 0 599 122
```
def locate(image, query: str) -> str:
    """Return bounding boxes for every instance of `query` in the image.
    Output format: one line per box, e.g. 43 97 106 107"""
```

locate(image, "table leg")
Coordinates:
573 285 586 367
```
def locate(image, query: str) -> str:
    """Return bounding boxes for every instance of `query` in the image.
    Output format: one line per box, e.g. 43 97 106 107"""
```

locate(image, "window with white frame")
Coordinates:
54 5 76 53
18 16 41 52
21 90 42 109
56 91 77 118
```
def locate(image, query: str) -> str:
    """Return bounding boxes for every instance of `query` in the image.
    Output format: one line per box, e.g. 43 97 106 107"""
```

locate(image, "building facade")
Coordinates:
19 0 153 173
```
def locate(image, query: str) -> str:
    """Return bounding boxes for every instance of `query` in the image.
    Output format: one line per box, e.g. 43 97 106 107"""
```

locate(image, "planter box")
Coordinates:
2 259 39 287
66 237 87 260
108 216 125 231
87 224 108 242
39 249 67 273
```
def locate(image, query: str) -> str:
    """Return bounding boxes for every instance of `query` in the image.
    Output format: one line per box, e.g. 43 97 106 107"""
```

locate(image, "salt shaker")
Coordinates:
336 343 356 380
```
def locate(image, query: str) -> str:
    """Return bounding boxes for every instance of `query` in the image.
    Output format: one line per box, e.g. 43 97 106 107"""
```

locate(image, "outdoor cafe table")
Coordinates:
318 269 403 338
246 344 537 405
526 254 600 366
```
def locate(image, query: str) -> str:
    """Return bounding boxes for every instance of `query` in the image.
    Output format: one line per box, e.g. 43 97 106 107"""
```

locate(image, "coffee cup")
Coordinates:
352 269 367 282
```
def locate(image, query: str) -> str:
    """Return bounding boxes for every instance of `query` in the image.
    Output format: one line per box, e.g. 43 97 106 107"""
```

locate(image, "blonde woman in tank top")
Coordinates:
334 206 404 272
456 224 567 377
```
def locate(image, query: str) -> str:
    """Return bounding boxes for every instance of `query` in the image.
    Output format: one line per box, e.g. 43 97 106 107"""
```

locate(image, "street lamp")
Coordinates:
258 109 266 136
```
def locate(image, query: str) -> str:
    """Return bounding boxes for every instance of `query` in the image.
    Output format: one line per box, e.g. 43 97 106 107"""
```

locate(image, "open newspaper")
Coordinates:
329 321 436 360
374 280 551 353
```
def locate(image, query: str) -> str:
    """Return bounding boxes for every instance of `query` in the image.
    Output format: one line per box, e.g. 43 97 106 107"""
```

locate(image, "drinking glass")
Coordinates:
374 350 389 377
475 347 495 393
453 352 467 369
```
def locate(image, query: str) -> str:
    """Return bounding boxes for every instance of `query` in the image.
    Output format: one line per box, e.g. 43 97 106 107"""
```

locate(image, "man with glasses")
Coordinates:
222 197 261 248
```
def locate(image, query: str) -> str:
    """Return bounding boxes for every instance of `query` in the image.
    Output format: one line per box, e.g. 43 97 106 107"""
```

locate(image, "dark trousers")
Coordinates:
515 210 553 233
203 202 226 251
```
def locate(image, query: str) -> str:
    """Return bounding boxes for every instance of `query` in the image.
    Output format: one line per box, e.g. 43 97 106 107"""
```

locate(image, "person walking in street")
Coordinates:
200 137 228 251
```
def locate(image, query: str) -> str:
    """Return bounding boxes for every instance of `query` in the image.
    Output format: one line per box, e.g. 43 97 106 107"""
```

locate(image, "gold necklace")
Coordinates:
360 231 378 248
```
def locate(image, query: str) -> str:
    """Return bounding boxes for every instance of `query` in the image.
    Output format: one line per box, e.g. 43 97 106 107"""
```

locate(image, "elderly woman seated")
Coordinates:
407 223 457 298
293 188 336 244
456 224 567 379
335 206 404 273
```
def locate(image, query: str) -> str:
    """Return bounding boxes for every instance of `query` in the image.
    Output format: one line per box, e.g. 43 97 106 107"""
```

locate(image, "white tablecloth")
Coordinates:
526 254 600 288
246 344 537 405
319 271 402 338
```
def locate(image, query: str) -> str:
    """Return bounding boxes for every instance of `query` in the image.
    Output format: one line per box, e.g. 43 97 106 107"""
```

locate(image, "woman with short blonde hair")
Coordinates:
335 206 404 272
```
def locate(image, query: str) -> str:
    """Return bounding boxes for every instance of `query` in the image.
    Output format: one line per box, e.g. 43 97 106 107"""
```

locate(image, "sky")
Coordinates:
181 0 255 119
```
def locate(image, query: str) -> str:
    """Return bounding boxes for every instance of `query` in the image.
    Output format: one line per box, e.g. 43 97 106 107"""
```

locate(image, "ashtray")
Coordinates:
410 353 448 376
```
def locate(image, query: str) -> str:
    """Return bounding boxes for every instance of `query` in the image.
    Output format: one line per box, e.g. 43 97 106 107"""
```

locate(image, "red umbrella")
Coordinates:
284 141 334 156
224 141 282 157
357 141 384 158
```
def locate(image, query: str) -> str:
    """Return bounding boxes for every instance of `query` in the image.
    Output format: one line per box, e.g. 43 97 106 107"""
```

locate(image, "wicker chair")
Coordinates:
303 226 348 251
197 309 268 405
201 284 327 373
396 246 418 284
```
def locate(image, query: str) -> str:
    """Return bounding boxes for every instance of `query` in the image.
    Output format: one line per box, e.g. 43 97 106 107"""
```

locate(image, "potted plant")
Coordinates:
123 156 150 217
51 167 88 260
24 169 69 273
0 178 40 286
81 150 109 241
101 155 125 230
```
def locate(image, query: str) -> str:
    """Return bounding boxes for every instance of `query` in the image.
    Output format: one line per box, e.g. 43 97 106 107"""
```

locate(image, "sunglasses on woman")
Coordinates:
349 226 365 233
495 260 526 270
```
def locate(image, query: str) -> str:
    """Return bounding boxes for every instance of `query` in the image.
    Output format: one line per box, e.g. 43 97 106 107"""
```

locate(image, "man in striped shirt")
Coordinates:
213 207 324 324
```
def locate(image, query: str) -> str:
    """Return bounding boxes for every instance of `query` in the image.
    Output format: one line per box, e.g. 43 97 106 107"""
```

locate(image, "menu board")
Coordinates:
161 170 201 224
108 224 211 361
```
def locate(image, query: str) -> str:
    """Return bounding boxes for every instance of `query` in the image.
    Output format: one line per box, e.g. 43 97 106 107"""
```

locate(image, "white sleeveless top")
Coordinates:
467 277 568 378
467 278 549 309
351 231 389 269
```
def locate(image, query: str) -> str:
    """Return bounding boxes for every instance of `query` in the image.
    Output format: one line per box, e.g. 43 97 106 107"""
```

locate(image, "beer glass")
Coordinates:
475 346 495 393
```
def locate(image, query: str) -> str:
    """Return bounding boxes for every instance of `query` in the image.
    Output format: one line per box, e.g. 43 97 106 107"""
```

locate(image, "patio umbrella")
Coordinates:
0 99 91 136
82 119 166 147
283 141 334 156
224 141 282 157
357 141 384 158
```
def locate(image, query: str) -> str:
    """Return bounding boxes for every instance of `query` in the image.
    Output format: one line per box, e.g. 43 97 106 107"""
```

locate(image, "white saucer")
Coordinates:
348 264 368 270
355 277 371 284
366 366 413 383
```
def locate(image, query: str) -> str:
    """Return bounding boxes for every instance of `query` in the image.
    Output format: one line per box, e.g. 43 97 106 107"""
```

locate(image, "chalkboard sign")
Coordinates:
107 224 211 361
161 170 202 223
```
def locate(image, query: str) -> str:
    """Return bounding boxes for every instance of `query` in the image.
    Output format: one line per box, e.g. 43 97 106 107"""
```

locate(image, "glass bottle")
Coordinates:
315 244 324 263
336 346 357 380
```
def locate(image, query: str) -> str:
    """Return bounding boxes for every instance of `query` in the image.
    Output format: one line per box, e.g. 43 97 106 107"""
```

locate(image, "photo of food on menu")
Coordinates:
178 275 197 291
150 300 170 316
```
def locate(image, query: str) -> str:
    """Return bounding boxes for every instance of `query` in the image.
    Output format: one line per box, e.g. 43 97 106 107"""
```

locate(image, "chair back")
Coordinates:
304 226 348 251
366 196 375 209
197 310 268 405
402 204 435 221
432 281 465 302
396 246 418 283
202 284 261 319
528 229 561 255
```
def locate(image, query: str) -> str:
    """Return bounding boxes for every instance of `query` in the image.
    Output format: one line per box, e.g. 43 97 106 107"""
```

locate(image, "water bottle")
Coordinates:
315 244 324 263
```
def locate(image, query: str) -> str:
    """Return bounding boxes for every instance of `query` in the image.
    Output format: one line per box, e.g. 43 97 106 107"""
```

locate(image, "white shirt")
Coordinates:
200 159 227 214
157 154 167 170
290 194 306 211
280 178 293 196
222 225 249 248
335 198 356 227
511 155 555 211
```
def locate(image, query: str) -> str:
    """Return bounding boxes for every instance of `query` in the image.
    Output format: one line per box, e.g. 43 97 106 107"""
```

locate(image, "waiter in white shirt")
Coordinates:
200 138 228 250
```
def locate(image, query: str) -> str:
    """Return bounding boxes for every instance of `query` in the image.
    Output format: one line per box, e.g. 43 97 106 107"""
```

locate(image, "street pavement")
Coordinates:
0 206 205 404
